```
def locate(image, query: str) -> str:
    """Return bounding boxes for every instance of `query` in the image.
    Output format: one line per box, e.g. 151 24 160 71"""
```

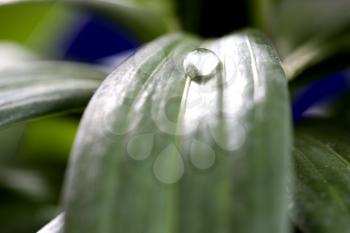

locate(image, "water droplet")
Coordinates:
127 133 154 160
153 144 184 184
190 140 216 170
183 48 222 81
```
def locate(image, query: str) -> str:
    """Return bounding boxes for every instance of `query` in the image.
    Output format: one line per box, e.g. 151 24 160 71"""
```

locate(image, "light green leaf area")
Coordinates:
0 60 106 128
61 30 292 233
253 0 350 56
284 26 350 81
0 1 75 55
0 0 179 42
292 120 350 233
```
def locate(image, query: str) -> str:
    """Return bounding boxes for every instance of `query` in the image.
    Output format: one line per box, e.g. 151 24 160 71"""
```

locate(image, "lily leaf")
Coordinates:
61 29 292 233
0 61 106 127
292 119 350 233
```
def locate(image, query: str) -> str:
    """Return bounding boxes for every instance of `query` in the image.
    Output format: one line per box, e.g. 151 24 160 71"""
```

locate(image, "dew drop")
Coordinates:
153 144 184 184
190 140 216 170
183 48 222 81
127 133 154 160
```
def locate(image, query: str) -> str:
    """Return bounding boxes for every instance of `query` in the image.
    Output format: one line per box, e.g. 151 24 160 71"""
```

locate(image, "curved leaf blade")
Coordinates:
62 30 292 233
284 27 350 81
178 29 291 233
38 213 64 233
292 120 350 233
0 61 105 127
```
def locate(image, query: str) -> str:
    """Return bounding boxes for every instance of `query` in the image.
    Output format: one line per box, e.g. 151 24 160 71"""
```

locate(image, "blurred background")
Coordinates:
0 0 349 232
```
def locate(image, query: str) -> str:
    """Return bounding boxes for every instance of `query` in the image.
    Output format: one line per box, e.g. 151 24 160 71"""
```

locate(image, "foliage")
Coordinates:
0 0 349 233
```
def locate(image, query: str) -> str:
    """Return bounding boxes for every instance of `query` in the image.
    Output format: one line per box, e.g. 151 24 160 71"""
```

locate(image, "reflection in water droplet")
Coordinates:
190 140 216 170
127 133 154 160
183 48 222 81
153 144 184 184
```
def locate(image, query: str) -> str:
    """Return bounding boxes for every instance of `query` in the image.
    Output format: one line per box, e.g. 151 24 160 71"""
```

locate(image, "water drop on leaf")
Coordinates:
183 48 222 81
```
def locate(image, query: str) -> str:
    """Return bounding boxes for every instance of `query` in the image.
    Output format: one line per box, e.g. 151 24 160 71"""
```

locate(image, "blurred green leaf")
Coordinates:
0 0 179 42
38 213 64 233
61 30 291 233
19 117 79 161
0 165 51 201
0 123 25 160
252 0 350 56
0 42 38 65
0 1 75 56
0 204 58 233
70 0 179 41
292 119 350 233
284 26 350 81
0 61 106 127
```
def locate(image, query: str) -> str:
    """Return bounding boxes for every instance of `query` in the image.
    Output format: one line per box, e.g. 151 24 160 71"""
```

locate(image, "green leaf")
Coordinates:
0 0 179 41
292 119 350 233
0 123 24 160
252 0 350 56
38 213 64 233
61 30 292 233
284 26 350 81
0 61 106 128
0 1 76 56
0 165 51 201
0 204 57 233
19 117 79 161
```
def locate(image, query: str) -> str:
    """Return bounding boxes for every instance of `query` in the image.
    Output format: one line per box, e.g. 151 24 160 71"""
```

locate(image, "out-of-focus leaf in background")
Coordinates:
292 118 350 233
0 0 179 45
19 117 78 161
0 60 105 127
81 0 180 39
0 27 103 233
0 1 75 57
0 116 81 233
284 25 350 81
253 0 350 56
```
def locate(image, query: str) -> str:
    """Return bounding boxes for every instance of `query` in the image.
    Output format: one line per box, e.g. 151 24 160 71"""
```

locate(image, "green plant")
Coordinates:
0 1 349 233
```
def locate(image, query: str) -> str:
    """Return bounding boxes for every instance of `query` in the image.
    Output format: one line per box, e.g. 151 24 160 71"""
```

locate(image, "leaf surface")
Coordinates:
0 61 105 127
62 30 292 233
292 120 350 233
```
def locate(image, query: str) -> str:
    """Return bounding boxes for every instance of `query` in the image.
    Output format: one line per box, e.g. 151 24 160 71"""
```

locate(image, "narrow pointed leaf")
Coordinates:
62 30 291 233
38 213 64 233
292 120 350 233
284 27 350 81
0 62 105 127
